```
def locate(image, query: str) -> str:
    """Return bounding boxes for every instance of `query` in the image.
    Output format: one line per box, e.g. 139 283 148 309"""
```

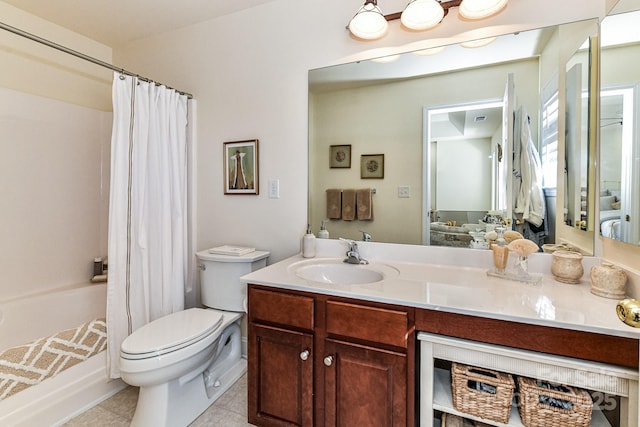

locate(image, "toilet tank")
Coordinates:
196 250 270 311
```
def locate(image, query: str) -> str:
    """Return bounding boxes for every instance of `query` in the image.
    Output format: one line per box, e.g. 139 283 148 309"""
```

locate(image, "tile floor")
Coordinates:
64 373 256 426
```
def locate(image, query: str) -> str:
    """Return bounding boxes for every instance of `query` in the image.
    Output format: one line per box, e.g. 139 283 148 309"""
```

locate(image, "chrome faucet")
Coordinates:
359 230 372 242
339 238 369 265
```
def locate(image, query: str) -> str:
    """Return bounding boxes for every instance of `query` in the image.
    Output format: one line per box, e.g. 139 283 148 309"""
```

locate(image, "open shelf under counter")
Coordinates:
433 367 611 427
419 333 638 427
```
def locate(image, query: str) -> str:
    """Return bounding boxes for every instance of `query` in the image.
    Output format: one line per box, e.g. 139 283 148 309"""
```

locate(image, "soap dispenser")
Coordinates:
302 225 316 258
318 219 329 239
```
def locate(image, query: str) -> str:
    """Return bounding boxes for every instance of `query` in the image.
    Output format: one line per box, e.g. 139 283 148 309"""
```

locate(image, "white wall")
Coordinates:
437 138 492 211
0 2 113 110
0 88 111 300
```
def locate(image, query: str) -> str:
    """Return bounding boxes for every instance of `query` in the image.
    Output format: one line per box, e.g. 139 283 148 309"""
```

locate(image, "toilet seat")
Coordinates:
121 308 224 360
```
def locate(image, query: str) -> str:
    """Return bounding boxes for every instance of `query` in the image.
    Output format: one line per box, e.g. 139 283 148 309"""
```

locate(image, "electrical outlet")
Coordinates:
268 179 280 199
398 185 411 198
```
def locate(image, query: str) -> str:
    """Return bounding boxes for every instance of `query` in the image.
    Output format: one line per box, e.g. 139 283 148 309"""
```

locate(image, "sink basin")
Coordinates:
289 258 399 285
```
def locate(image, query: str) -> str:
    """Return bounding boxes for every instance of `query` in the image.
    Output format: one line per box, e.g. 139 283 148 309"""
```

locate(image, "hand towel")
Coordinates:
326 189 342 219
341 189 356 221
356 188 373 220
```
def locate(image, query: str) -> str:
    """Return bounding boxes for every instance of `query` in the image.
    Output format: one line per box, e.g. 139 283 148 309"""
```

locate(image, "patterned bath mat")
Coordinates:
0 318 107 401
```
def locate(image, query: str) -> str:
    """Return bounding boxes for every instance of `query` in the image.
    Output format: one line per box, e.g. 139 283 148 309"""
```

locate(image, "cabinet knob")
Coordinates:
324 355 334 366
300 350 310 361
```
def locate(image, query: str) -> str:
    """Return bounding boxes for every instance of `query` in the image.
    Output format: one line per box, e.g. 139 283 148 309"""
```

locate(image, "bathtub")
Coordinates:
0 283 126 426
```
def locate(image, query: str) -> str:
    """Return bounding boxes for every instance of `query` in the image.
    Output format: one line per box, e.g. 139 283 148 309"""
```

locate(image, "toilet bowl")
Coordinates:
119 249 269 427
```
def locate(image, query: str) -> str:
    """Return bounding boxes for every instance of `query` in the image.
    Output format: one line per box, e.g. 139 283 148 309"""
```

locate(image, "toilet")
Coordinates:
119 249 269 427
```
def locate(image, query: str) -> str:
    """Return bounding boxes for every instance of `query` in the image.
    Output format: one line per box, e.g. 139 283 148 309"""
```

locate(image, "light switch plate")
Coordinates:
398 185 411 198
268 179 280 198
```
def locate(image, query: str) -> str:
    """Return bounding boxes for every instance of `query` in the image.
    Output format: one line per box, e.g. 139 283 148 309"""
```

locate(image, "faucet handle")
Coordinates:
339 238 359 253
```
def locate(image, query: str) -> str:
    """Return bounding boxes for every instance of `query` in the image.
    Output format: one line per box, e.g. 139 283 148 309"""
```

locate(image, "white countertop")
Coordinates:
241 239 640 340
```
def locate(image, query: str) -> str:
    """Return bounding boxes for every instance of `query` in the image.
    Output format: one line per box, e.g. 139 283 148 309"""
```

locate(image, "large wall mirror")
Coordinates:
599 3 640 247
309 19 596 255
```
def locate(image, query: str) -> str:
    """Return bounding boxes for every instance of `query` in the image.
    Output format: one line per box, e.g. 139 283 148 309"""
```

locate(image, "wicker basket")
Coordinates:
441 413 490 427
517 376 593 427
451 363 515 424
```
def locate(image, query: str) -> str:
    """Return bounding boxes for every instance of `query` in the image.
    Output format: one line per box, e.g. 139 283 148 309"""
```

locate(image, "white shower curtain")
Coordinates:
106 73 189 378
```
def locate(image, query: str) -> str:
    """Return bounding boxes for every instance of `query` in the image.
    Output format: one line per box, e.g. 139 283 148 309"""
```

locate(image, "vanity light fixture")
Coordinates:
348 0 389 40
401 0 445 31
348 0 509 40
458 0 509 20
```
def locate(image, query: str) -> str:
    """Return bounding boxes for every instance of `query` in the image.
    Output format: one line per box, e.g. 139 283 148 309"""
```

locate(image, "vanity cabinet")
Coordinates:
416 311 639 427
419 333 639 426
248 287 315 427
247 285 415 427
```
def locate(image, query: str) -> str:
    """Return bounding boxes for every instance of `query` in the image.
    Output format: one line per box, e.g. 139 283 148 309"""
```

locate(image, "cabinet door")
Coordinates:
248 324 314 427
323 339 407 427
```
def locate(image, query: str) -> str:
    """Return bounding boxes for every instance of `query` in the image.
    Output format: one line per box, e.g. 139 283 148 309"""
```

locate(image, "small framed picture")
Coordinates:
224 139 259 195
329 144 351 168
361 154 384 179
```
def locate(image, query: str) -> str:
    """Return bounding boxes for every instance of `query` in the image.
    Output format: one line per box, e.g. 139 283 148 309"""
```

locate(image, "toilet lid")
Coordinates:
121 308 224 359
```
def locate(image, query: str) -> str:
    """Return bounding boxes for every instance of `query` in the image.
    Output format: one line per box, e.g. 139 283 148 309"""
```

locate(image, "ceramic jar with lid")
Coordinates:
550 250 584 284
590 262 627 299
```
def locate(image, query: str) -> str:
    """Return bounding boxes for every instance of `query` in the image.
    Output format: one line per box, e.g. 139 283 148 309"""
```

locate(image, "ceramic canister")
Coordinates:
550 250 584 284
590 262 627 299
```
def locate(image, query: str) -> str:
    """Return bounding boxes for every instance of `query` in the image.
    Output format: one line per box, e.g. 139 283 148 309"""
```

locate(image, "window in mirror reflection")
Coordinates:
539 79 559 243
540 83 559 189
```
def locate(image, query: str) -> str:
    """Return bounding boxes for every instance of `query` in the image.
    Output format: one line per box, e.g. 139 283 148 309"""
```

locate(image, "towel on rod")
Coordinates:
341 189 356 221
326 189 342 219
356 188 373 220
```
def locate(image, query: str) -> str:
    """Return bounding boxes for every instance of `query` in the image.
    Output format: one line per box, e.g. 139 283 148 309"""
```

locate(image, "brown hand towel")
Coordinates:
356 188 373 220
341 189 356 221
326 189 342 219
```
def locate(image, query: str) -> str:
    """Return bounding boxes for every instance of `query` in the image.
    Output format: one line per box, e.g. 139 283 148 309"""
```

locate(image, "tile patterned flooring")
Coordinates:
64 373 256 426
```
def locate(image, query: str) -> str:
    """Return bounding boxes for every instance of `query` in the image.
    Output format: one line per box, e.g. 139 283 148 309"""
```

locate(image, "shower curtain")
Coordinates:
106 73 189 378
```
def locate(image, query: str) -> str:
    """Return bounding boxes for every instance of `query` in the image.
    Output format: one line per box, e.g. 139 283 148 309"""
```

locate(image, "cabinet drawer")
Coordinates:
249 287 314 331
326 300 408 348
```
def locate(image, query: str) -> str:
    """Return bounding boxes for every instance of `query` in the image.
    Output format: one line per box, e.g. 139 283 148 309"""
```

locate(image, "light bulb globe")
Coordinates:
458 0 509 20
401 0 445 31
349 4 389 40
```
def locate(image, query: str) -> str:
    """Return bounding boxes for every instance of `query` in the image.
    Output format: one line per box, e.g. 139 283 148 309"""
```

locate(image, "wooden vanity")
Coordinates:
247 284 638 427
243 245 640 426
248 285 415 427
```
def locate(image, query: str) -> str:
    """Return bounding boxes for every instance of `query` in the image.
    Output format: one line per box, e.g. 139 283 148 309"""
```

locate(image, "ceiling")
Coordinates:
432 106 503 141
2 0 278 47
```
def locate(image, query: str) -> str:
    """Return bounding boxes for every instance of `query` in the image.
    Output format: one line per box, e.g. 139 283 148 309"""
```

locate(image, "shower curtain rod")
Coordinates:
0 20 193 99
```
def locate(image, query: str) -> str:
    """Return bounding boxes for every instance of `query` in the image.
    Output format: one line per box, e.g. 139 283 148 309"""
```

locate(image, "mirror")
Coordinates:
564 35 592 231
309 20 596 255
599 5 640 246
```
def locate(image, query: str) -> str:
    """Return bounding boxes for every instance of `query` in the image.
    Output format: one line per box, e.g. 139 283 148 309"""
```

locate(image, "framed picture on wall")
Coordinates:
361 154 384 179
329 144 351 168
224 139 259 194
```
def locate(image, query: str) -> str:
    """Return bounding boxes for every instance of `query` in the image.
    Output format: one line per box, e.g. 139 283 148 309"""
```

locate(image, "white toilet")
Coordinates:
119 249 269 427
